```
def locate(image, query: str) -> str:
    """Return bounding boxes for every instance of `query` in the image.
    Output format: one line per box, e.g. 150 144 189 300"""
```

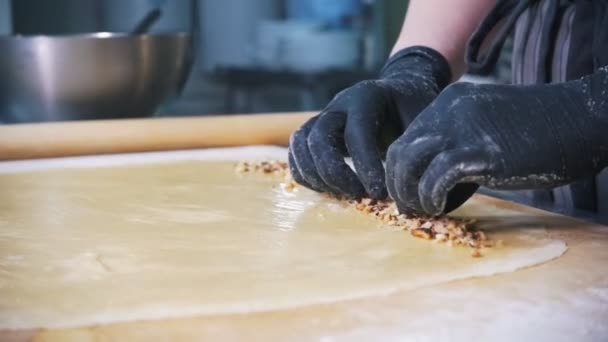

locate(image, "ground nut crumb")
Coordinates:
236 160 295 190
411 228 434 240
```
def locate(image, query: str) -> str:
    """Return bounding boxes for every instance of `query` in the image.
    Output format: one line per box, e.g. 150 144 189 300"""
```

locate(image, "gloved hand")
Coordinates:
288 46 452 199
386 66 608 216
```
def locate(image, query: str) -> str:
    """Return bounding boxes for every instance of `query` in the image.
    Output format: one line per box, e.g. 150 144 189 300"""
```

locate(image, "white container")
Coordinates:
0 0 11 34
283 31 360 72
199 0 281 71
254 19 324 68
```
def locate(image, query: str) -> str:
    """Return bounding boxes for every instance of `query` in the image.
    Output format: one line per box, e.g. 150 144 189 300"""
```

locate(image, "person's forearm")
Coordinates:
391 0 494 79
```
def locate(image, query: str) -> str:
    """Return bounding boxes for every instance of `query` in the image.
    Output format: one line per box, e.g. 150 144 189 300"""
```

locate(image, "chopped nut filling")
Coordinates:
236 160 494 256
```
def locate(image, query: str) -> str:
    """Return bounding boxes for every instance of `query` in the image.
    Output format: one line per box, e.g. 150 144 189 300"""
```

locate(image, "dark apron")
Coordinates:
466 0 608 218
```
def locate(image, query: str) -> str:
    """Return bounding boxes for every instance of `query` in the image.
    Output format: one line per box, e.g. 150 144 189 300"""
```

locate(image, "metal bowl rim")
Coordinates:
0 32 191 41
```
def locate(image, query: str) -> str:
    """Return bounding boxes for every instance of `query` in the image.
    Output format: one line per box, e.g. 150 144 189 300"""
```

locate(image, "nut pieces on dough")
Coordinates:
236 161 496 257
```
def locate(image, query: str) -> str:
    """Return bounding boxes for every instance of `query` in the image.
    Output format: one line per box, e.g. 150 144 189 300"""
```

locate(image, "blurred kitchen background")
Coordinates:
0 0 509 119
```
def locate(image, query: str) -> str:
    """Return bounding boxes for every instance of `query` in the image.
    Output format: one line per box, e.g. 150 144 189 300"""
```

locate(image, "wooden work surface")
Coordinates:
0 114 607 341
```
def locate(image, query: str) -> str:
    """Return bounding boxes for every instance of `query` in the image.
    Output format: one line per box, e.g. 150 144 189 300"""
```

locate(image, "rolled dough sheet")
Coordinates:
0 148 567 330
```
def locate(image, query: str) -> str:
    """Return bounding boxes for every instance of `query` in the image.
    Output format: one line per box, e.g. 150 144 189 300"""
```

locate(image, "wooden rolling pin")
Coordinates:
0 112 314 161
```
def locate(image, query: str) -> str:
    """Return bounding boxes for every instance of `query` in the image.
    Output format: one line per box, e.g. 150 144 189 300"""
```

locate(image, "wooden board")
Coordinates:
0 115 606 340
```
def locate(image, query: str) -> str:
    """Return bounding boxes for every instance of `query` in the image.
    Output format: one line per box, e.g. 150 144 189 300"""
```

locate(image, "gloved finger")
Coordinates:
384 139 401 202
289 117 334 193
308 111 366 198
444 183 480 214
387 136 446 215
419 148 489 216
344 100 389 199
384 116 439 202
287 148 321 192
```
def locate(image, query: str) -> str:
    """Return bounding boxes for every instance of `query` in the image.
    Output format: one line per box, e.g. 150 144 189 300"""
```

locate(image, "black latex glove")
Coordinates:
288 46 451 199
386 66 608 216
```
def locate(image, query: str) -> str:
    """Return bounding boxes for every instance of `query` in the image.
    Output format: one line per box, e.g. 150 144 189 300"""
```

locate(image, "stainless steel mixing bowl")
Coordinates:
0 32 193 123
